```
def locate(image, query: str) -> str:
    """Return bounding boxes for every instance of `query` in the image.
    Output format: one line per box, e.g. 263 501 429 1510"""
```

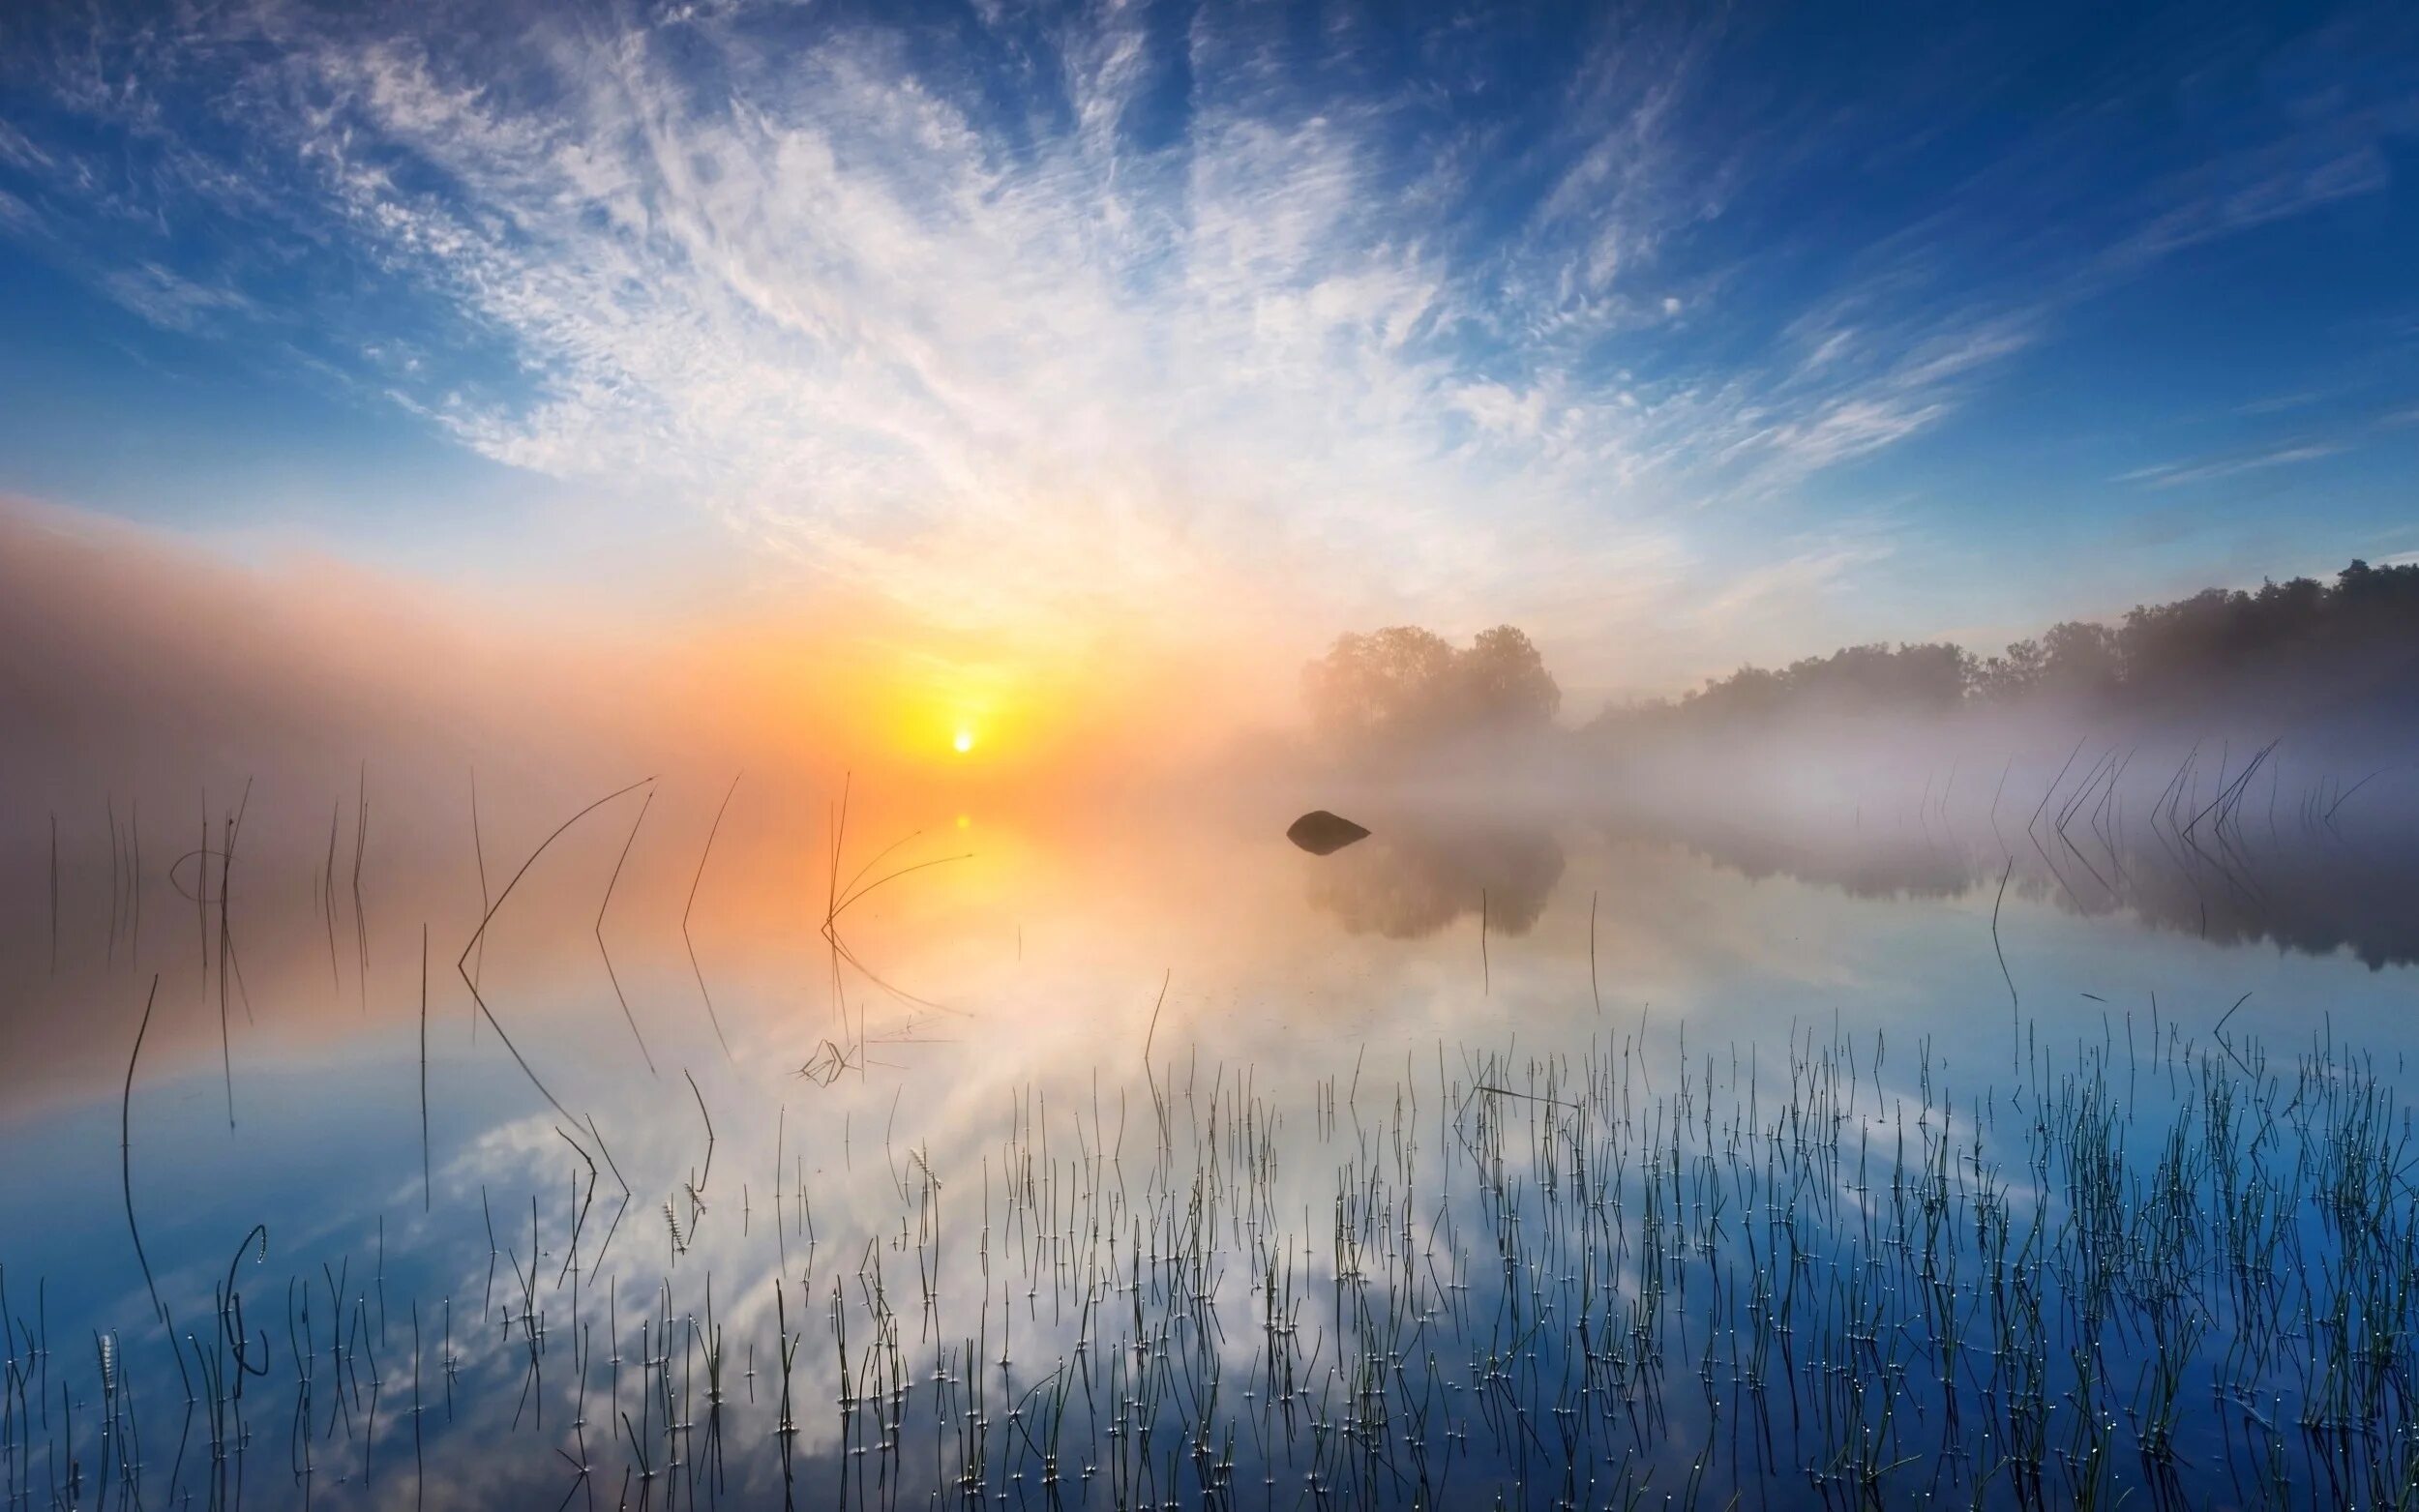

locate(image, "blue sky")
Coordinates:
2 0 2415 698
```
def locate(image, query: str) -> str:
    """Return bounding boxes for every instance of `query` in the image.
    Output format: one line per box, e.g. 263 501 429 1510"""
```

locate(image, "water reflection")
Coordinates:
1284 781 2419 969
1304 817 1564 938
1654 806 2419 968
5 775 2419 1510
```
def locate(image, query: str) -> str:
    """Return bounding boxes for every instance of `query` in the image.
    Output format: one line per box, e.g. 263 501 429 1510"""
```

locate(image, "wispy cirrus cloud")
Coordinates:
2122 442 2350 489
0 0 2407 690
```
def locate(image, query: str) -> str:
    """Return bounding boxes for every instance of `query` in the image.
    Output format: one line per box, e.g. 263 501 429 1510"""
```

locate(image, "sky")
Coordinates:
2 0 2416 715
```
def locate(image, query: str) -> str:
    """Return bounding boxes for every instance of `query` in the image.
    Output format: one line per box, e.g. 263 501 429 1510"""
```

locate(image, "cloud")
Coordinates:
0 0 2405 692
2130 442 2348 489
96 261 259 332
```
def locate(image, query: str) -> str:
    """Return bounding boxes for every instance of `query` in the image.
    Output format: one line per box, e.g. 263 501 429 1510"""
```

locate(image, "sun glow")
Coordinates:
953 728 975 754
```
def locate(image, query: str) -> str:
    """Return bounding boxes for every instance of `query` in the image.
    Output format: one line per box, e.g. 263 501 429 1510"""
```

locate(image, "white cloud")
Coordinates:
1 0 2403 692
97 261 258 332
2133 442 2347 489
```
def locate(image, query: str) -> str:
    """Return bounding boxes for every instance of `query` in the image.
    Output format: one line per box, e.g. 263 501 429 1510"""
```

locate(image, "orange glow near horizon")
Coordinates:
0 496 1308 812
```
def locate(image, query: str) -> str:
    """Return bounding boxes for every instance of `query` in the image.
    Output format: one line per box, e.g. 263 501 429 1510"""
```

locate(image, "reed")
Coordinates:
23 773 2419 1510
684 774 742 1062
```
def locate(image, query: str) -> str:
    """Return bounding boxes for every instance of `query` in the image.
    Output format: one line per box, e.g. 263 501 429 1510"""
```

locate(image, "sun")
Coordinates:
952 727 975 754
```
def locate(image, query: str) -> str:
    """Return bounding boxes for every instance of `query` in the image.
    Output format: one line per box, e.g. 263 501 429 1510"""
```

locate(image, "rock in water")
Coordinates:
1287 811 1371 855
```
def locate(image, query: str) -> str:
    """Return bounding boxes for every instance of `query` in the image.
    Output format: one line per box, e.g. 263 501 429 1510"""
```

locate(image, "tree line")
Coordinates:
1304 560 2419 751
1301 624 1561 753
1599 558 2419 728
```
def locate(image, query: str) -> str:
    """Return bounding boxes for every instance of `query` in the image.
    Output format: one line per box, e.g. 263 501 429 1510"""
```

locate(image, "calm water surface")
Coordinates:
4 777 2416 1509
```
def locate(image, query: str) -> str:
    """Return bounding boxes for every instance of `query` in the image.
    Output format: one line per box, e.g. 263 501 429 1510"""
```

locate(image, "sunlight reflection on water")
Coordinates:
4 779 2417 1508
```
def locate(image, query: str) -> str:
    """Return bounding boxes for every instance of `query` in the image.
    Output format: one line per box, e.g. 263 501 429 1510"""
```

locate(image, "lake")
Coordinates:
4 768 2416 1509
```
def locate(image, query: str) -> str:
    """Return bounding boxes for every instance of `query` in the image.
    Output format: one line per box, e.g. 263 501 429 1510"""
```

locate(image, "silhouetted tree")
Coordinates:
1304 624 1560 751
1591 559 2419 730
1974 637 2046 699
1654 641 1972 722
2037 620 2125 697
1462 626 1563 726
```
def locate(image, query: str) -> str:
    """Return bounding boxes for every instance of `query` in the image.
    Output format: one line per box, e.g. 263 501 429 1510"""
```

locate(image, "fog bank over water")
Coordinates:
1277 572 2419 969
11 517 2419 1512
0 497 1285 837
13 497 2419 995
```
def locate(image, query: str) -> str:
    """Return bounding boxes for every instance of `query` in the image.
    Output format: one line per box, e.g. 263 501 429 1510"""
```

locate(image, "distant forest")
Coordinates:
1304 560 2419 754
1302 625 1562 754
1594 558 2419 731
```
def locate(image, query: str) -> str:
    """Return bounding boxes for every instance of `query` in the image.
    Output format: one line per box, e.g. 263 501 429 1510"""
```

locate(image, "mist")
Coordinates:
12 498 2419 1136
1272 564 2419 969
